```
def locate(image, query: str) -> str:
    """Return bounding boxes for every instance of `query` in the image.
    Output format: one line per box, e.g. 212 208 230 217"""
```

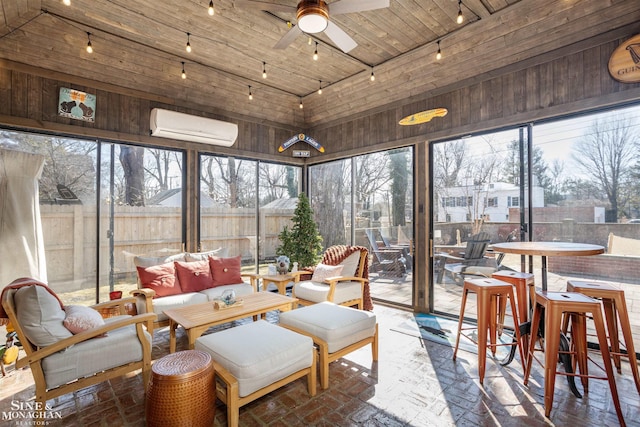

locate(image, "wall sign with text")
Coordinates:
278 133 325 154
58 88 96 122
608 33 640 83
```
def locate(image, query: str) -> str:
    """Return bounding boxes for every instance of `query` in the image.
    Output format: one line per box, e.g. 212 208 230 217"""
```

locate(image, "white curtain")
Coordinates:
0 148 47 287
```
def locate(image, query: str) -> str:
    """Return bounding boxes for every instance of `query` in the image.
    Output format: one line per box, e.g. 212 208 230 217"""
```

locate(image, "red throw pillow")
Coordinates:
209 256 243 287
136 262 182 298
175 260 214 292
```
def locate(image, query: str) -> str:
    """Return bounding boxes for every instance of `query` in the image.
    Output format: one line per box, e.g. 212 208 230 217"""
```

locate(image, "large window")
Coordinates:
431 104 640 354
99 143 185 303
309 147 413 306
199 155 301 273
0 130 185 304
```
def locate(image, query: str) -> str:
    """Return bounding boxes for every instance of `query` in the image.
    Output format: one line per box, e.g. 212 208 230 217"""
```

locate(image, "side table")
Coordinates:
260 272 302 294
146 350 215 427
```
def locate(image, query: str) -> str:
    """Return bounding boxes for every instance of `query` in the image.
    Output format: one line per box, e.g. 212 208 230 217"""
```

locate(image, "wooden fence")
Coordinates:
40 204 294 291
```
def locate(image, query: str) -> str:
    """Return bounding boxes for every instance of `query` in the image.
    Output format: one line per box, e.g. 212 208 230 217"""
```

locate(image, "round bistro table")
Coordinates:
491 241 605 396
491 241 605 291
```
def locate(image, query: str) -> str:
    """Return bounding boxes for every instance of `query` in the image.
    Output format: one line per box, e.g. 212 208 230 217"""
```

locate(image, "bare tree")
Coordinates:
258 163 291 204
433 140 466 220
144 149 182 195
355 152 391 214
547 159 566 205
309 161 348 247
119 146 145 206
572 115 639 220
2 131 97 202
201 156 255 208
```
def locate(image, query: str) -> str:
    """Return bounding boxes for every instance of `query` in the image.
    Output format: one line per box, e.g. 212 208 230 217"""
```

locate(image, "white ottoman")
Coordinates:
279 302 378 389
195 320 316 427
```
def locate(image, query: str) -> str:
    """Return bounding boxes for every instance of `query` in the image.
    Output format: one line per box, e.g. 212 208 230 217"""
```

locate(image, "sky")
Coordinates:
449 103 640 178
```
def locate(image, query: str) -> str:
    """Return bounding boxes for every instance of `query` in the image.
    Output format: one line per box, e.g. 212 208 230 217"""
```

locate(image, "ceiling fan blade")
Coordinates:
233 0 296 13
324 21 357 53
329 0 390 16
274 25 302 49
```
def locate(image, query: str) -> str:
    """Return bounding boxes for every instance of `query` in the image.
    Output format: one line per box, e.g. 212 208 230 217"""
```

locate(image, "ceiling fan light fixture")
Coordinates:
297 0 329 34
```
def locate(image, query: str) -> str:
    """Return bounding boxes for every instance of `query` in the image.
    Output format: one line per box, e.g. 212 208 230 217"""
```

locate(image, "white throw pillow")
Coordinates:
63 305 106 335
14 285 73 347
311 263 344 282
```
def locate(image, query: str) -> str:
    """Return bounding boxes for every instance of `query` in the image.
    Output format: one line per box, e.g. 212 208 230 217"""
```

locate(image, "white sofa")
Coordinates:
131 249 258 332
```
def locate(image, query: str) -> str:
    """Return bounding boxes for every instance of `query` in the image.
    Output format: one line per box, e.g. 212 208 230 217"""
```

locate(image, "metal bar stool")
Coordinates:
453 277 526 385
565 280 640 394
523 291 625 425
492 271 535 352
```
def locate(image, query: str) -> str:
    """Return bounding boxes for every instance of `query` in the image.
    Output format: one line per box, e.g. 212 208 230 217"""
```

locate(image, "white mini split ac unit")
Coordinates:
149 108 238 147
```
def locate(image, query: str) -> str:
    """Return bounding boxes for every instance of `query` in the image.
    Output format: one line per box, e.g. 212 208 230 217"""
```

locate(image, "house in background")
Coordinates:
436 182 544 223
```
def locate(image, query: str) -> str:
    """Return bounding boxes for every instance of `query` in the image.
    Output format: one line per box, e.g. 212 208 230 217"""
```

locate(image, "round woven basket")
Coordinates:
146 350 215 427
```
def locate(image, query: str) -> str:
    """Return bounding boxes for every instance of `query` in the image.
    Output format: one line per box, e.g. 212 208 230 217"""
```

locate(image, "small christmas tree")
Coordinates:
276 192 323 268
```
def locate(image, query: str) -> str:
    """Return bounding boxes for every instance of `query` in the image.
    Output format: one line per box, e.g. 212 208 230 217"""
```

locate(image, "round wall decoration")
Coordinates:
608 33 640 83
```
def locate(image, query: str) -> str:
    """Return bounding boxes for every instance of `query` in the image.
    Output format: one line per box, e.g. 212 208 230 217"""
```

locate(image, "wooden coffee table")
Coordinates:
164 292 297 353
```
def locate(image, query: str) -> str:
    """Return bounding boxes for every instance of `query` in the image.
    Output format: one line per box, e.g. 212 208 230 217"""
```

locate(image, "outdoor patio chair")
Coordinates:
375 228 413 272
365 229 407 278
436 233 497 285
0 278 156 408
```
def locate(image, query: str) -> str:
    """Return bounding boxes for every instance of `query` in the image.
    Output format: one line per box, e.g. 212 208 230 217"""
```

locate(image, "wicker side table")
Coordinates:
146 350 215 427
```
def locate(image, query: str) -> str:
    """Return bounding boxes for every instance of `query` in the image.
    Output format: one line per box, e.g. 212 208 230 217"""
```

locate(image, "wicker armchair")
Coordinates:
0 278 156 408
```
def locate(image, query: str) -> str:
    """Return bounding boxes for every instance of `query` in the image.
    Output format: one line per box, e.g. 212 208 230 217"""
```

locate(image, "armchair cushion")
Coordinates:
294 280 362 306
175 260 214 292
311 264 344 282
137 262 182 297
209 256 242 287
149 293 209 323
63 305 105 335
14 285 72 347
42 315 152 389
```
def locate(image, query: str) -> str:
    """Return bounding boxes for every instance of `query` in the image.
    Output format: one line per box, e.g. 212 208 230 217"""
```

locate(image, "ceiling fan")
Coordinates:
235 0 390 53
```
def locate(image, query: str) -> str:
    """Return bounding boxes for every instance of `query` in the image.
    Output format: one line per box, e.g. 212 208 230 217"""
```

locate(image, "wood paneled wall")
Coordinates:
0 59 303 164
309 35 640 160
2 31 640 163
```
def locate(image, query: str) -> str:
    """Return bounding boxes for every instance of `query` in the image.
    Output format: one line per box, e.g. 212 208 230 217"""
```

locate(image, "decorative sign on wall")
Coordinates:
399 108 448 126
608 33 640 83
278 133 325 153
58 87 96 122
292 150 310 158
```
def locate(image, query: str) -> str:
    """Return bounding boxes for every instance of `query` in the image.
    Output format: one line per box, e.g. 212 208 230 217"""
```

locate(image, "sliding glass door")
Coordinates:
430 104 640 355
309 147 414 306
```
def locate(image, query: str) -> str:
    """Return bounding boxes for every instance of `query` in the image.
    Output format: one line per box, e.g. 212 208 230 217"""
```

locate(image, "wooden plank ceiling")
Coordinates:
1 0 639 129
